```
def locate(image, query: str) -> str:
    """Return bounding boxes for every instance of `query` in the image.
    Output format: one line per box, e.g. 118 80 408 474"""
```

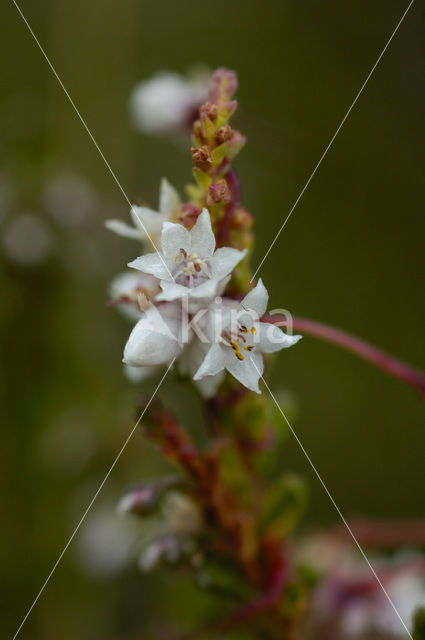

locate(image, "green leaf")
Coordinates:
200 114 216 141
211 142 229 166
193 167 211 191
260 474 307 536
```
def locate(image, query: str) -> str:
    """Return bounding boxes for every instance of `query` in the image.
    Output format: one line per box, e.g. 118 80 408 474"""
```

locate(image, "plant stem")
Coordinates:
263 315 425 398
333 517 425 548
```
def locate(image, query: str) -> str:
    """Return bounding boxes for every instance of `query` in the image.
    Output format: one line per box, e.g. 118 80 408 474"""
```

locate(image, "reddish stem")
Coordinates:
262 315 425 398
334 518 425 548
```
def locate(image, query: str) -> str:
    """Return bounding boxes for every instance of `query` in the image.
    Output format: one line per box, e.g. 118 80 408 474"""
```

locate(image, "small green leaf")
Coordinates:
200 114 216 141
260 474 307 536
211 142 229 166
193 167 211 191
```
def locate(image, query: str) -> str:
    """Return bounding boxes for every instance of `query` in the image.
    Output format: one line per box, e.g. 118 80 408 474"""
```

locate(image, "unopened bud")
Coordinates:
230 207 253 230
208 179 231 204
200 101 218 122
179 203 203 228
215 125 233 145
117 485 159 515
117 477 182 516
191 145 212 171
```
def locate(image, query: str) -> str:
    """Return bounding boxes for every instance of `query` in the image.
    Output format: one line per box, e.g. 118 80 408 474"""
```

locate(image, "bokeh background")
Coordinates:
1 1 424 638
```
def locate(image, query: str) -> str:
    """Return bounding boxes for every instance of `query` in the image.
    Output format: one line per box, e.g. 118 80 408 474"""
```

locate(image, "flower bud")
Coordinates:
191 145 212 171
230 207 254 231
200 101 218 122
117 477 181 516
208 179 231 205
215 125 233 145
117 485 159 515
179 203 203 228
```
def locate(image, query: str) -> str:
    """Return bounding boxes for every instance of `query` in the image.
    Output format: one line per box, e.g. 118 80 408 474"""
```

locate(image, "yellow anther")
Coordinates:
244 345 254 351
230 339 240 352
250 326 257 335
235 351 245 360
240 325 248 333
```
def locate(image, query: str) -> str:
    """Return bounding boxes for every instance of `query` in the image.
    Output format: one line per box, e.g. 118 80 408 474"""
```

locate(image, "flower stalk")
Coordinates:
264 314 425 397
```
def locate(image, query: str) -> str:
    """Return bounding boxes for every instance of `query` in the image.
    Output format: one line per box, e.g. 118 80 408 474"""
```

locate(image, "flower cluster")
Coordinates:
107 68 301 396
109 206 300 394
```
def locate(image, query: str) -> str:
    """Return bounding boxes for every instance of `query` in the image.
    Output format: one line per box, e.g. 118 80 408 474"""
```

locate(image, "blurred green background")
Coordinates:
1 0 424 638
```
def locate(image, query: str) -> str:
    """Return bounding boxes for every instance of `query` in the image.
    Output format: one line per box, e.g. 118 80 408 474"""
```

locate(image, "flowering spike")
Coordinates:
107 66 425 638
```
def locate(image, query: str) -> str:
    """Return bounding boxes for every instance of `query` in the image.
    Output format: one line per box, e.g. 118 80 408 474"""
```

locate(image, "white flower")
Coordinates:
128 209 246 303
130 70 209 134
105 178 181 250
123 302 184 368
193 279 302 394
109 270 160 321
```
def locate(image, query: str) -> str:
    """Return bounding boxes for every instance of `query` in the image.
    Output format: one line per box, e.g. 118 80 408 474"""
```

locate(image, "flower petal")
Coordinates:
224 349 264 394
159 178 180 218
105 219 141 239
161 221 190 260
258 323 302 353
128 252 172 281
241 278 268 317
193 342 226 379
178 337 224 397
190 277 220 300
195 371 225 398
124 363 158 383
210 247 247 280
190 209 215 257
130 206 163 235
123 306 182 366
156 280 190 302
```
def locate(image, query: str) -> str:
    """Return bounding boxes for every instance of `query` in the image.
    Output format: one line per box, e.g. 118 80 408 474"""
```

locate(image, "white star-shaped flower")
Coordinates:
128 209 246 303
105 178 181 250
193 279 302 394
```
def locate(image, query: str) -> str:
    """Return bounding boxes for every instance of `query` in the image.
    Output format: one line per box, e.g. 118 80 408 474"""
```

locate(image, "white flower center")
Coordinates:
174 248 210 286
222 322 257 361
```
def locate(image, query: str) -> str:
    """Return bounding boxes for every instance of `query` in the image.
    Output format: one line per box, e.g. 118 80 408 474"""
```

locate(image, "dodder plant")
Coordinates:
107 68 425 639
